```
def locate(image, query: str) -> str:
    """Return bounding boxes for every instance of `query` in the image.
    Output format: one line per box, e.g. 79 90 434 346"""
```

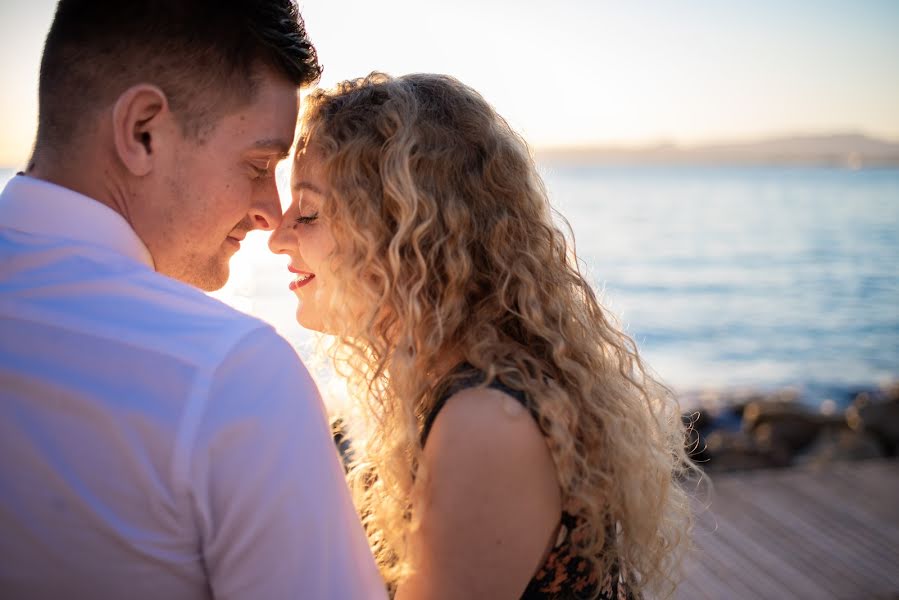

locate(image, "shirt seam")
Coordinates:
170 322 274 496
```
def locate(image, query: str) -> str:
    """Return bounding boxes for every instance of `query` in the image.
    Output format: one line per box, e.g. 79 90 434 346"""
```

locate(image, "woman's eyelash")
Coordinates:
295 211 319 225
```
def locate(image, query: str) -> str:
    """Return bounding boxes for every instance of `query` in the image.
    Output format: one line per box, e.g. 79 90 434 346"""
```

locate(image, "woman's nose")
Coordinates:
268 219 294 255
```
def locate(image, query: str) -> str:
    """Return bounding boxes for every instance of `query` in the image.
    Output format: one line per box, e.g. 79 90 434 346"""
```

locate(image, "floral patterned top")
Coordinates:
421 366 634 600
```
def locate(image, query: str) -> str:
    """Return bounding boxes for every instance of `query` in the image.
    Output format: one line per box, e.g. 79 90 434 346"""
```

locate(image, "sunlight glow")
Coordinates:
1 0 898 166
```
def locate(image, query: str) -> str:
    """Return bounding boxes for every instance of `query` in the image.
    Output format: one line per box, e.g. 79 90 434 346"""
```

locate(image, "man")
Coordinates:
0 2 385 598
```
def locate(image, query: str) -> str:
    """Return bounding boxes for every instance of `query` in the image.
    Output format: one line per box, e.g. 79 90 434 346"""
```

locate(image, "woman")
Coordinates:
269 73 695 599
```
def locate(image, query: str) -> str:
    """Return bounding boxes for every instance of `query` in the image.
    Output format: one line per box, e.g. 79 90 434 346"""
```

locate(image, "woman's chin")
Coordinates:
295 308 329 334
295 309 318 332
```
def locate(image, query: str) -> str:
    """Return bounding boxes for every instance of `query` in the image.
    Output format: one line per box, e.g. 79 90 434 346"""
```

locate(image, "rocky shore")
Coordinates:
683 382 899 471
332 382 899 474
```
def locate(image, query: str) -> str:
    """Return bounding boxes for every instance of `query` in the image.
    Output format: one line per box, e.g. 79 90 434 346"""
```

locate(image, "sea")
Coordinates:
3 165 898 410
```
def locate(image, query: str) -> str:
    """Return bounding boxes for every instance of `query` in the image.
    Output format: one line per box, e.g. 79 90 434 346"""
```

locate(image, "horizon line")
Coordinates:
533 130 899 153
3 130 899 170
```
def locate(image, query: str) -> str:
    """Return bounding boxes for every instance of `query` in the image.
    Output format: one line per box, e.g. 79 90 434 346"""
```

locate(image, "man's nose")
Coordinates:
249 183 283 231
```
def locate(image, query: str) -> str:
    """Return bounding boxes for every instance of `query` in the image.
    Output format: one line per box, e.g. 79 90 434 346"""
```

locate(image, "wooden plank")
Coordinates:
784 473 899 584
689 516 816 598
673 573 710 600
746 467 899 590
676 553 731 600
676 459 899 599
771 480 899 590
681 534 771 599
773 471 898 553
828 460 899 497
705 479 866 596
788 466 890 519
721 475 885 595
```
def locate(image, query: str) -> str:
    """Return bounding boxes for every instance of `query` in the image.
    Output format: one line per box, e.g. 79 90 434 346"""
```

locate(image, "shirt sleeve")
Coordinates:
188 326 386 600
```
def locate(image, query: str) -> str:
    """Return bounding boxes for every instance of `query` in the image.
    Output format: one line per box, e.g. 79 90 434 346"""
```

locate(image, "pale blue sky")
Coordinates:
1 0 898 165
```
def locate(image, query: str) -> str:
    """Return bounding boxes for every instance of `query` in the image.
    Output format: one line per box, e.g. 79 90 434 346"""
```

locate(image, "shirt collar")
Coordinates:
0 174 155 269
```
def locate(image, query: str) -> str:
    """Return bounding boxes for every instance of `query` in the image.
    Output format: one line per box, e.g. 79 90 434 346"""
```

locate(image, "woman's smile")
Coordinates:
288 265 315 290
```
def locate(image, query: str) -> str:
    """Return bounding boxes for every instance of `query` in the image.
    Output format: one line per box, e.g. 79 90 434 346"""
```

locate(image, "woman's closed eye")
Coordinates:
295 211 319 226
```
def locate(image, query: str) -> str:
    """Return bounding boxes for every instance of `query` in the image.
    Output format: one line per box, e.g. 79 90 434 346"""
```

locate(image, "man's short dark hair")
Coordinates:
37 0 322 149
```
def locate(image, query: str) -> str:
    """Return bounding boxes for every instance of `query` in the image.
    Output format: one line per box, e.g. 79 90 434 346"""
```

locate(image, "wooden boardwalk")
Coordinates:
677 459 899 599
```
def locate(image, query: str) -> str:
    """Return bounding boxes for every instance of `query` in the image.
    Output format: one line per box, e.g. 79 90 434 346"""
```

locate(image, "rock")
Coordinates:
685 408 714 433
795 427 886 467
682 406 735 465
703 430 790 471
885 382 899 402
683 420 712 464
742 397 806 430
742 399 841 456
680 384 899 471
846 390 899 456
752 418 821 456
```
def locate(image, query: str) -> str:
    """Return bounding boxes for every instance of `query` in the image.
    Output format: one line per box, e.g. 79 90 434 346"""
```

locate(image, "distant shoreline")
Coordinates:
536 133 899 168
5 133 899 170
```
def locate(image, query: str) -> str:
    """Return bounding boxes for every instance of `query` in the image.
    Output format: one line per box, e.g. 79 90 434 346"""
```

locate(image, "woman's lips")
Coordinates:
288 266 315 290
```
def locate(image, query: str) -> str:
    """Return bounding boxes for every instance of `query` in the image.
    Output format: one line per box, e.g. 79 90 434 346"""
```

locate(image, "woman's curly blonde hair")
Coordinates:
297 72 697 597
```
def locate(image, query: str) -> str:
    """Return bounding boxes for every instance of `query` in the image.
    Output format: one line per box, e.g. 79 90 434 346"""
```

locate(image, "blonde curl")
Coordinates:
297 72 698 597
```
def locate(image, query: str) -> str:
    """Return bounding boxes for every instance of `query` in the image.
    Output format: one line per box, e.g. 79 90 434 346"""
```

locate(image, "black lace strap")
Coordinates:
421 364 530 445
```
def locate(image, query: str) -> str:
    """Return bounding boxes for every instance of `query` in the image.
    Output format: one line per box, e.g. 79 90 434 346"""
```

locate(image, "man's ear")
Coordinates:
111 84 169 177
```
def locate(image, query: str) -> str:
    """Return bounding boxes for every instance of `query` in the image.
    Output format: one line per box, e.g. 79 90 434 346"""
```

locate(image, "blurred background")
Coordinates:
2 0 897 411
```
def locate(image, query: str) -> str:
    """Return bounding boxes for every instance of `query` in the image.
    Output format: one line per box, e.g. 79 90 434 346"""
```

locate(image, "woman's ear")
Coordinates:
111 84 169 177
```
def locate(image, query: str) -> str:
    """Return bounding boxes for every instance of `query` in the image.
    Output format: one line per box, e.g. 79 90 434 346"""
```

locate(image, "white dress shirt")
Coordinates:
0 175 385 599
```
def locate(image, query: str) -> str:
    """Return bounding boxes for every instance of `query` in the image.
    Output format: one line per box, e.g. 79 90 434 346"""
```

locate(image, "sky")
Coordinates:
1 0 898 166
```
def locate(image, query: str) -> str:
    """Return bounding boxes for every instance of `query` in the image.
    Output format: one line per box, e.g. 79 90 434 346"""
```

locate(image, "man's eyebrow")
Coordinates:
250 139 292 158
292 180 324 195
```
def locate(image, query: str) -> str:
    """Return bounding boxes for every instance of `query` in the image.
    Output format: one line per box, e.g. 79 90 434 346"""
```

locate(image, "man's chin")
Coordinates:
183 260 230 292
195 275 228 292
199 267 230 291
156 252 231 291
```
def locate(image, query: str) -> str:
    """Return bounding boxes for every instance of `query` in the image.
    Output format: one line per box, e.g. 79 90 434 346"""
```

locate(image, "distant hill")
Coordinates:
536 133 899 168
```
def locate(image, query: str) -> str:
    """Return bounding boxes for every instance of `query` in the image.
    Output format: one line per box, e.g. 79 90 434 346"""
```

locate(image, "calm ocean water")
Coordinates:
542 165 899 405
4 166 898 408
